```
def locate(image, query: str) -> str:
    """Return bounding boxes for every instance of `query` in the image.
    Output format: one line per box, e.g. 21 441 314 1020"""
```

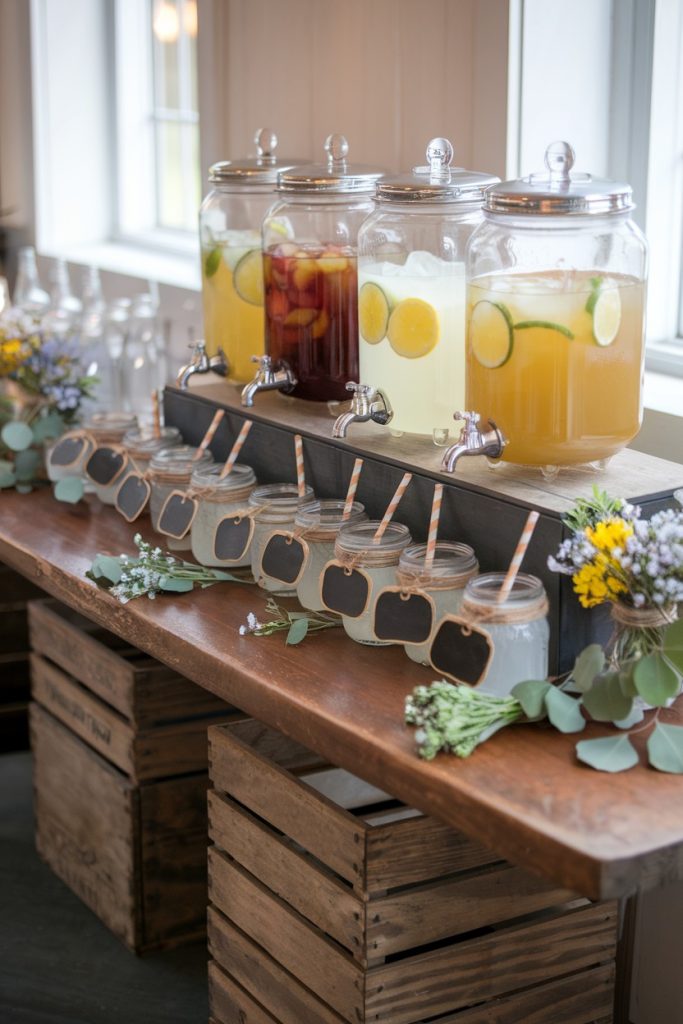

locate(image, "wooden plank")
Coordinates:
30 703 141 950
208 790 364 956
131 715 233 782
208 908 346 1024
209 726 366 889
368 863 577 958
366 902 618 1024
222 717 326 772
209 848 362 1023
209 962 280 1024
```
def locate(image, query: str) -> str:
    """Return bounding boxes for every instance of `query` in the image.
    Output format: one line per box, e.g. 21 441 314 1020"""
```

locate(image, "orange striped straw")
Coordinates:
151 390 161 439
373 472 412 543
294 434 306 498
342 457 363 521
498 509 540 604
194 408 225 460
220 419 253 479
424 483 443 570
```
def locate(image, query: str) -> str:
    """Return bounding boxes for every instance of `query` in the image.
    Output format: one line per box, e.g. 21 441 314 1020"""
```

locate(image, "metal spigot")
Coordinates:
176 340 229 389
240 354 297 407
441 411 507 472
332 382 393 438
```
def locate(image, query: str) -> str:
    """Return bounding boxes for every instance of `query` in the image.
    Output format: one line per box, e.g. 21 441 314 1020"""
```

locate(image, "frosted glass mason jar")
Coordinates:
148 446 214 551
294 499 366 611
189 463 257 567
334 521 411 645
112 426 183 507
85 412 139 504
397 542 478 665
459 572 549 696
250 482 315 595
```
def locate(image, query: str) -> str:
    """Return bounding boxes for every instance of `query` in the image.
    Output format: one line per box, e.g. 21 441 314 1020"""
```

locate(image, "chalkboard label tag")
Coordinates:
321 560 371 618
373 587 435 645
157 490 198 540
429 615 493 687
260 531 309 586
48 434 87 469
115 474 151 522
85 447 127 487
213 514 254 563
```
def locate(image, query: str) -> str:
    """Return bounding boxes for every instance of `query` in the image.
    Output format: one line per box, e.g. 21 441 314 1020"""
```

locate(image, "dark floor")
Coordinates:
0 751 209 1024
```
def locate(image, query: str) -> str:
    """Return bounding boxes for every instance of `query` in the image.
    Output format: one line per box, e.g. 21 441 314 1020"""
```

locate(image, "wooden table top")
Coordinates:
2 487 682 901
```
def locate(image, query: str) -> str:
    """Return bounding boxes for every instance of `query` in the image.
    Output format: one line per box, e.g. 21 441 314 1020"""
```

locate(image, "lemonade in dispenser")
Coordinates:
463 142 647 474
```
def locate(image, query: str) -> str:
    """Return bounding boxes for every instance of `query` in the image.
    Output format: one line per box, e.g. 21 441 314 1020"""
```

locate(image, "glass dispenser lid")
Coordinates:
376 137 499 204
208 128 301 185
277 134 384 194
485 141 633 216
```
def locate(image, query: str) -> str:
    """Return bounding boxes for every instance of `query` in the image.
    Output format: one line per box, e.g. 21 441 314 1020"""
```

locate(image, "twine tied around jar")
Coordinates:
608 601 678 666
183 482 255 505
396 565 478 595
459 592 549 629
610 602 678 630
334 545 402 573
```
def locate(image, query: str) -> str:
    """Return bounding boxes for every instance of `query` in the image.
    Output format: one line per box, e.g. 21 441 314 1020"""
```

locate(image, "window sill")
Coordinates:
39 240 201 292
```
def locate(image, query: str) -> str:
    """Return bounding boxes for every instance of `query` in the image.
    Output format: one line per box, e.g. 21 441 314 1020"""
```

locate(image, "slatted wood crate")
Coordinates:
207 720 617 1024
29 598 241 953
0 563 44 751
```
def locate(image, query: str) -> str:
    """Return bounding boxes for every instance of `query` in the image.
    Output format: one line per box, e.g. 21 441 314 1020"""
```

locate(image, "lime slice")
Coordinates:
585 276 604 315
233 249 265 306
591 288 621 346
387 298 439 358
359 282 391 344
204 248 221 278
470 300 513 368
514 319 574 340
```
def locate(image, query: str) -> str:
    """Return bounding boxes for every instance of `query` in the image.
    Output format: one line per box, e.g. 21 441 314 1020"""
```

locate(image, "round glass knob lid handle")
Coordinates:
426 137 454 174
254 128 278 158
544 140 575 184
325 133 349 171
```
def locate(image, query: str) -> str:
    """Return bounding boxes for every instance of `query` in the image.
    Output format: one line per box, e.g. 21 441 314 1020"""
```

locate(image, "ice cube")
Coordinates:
403 250 448 276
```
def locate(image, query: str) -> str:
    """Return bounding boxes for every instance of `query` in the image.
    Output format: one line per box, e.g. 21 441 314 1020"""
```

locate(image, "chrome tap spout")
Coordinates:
441 411 507 472
241 355 297 408
176 341 228 389
332 382 393 438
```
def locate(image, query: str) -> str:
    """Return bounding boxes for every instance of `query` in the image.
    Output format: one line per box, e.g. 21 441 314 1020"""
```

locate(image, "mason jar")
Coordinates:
123 426 182 474
148 446 214 550
294 499 367 611
459 572 550 696
189 462 257 567
334 521 411 645
250 482 315 594
396 542 478 665
84 412 138 504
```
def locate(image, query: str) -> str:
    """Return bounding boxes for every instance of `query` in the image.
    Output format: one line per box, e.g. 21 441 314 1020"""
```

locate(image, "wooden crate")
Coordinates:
0 563 44 751
208 720 618 1024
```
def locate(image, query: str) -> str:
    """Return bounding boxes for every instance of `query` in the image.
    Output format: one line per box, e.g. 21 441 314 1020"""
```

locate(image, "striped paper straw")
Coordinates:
194 408 225 460
151 390 161 439
220 420 253 478
424 483 444 570
342 457 363 521
294 434 306 498
373 472 412 543
497 510 540 604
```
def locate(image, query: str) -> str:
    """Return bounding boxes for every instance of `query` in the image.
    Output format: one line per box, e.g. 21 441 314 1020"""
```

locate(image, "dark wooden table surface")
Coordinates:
2 487 682 902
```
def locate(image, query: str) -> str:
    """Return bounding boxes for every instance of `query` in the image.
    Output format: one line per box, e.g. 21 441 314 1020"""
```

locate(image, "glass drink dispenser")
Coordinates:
465 142 647 475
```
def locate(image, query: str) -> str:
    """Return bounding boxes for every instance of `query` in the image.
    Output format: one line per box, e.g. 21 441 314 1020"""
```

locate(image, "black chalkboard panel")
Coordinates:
85 447 127 486
213 515 254 563
49 435 87 468
429 615 493 686
115 474 151 522
373 588 435 644
157 491 198 540
260 532 309 585
321 562 371 618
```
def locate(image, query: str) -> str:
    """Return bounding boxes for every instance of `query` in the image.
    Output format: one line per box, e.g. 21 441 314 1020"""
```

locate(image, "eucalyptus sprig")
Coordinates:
239 597 341 646
560 484 637 533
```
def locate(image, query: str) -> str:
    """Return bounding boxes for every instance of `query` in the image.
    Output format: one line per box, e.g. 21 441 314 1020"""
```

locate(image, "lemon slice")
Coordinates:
233 250 265 306
386 298 439 359
359 282 391 344
470 300 513 368
592 287 621 346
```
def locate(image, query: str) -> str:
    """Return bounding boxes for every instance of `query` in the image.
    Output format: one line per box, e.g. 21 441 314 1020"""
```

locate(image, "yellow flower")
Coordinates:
572 553 628 608
0 338 26 376
586 518 633 554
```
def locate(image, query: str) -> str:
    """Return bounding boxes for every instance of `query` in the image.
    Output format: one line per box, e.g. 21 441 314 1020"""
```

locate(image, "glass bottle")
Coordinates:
466 141 647 473
12 246 49 319
358 138 497 440
249 482 315 595
262 134 384 401
333 521 411 645
122 294 162 423
459 572 549 696
396 541 478 665
102 298 131 411
189 463 257 567
79 267 107 418
199 129 302 383
148 446 214 550
294 499 367 611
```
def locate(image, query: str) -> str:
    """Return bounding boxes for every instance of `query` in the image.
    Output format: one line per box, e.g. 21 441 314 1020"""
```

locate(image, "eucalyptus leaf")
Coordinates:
545 687 586 734
16 483 33 494
158 577 194 593
286 617 309 645
511 679 550 719
613 705 645 730
14 448 41 482
663 619 683 675
90 555 123 584
582 671 633 722
1 421 34 452
618 664 638 698
0 466 16 489
647 722 683 774
33 411 65 442
576 734 639 773
572 644 605 693
634 653 680 707
209 570 244 582
54 476 85 504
